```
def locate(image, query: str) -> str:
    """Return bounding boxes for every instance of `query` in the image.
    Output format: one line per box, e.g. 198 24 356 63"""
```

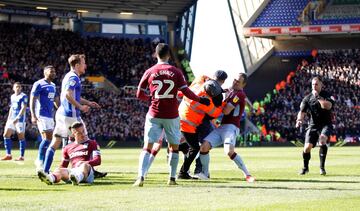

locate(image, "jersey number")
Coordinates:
152 80 175 99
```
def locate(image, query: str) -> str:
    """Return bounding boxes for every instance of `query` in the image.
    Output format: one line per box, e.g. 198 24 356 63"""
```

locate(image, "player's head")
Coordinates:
214 70 228 86
70 122 86 142
13 82 21 94
44 65 56 81
232 73 247 90
68 54 86 75
155 43 170 61
311 76 323 93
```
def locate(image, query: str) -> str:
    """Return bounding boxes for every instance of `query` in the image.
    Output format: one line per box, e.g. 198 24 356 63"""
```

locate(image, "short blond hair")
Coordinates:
68 54 85 68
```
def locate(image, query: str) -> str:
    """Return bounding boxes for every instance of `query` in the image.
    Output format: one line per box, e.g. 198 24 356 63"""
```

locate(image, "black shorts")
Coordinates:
305 125 333 147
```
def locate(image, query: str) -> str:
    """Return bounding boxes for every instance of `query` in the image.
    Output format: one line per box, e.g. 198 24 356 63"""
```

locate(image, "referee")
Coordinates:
296 76 335 175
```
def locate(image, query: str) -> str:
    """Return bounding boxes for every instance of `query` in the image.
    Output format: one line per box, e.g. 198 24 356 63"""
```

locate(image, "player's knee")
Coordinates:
169 144 179 152
17 133 25 140
200 141 211 153
319 135 328 145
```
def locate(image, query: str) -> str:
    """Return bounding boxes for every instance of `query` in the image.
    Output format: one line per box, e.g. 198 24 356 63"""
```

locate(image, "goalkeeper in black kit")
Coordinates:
296 76 335 175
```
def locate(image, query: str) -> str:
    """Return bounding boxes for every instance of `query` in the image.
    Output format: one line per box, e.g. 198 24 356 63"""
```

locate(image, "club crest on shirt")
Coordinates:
233 96 239 103
69 79 76 87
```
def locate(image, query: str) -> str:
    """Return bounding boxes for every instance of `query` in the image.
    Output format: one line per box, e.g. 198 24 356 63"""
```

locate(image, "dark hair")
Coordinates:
239 73 248 83
69 122 83 130
68 54 85 68
155 43 170 59
214 70 228 81
44 65 55 71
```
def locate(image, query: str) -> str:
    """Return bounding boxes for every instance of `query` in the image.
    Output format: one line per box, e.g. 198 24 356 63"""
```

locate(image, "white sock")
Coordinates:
232 154 250 176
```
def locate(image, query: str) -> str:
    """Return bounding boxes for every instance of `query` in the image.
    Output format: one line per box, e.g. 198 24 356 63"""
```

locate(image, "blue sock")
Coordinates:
43 147 55 173
4 137 12 155
138 150 150 178
19 139 26 157
200 152 210 176
38 139 50 162
168 151 179 179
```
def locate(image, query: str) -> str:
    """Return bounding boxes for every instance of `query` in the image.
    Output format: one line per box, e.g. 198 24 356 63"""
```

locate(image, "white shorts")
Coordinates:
144 114 181 145
53 111 87 138
37 116 55 132
5 119 26 134
70 166 94 184
204 124 239 148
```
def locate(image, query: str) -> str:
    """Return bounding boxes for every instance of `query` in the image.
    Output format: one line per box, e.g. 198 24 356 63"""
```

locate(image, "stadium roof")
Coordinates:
0 0 197 21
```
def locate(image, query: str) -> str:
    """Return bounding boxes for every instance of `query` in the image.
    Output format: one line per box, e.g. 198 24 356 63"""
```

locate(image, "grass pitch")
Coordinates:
0 147 359 210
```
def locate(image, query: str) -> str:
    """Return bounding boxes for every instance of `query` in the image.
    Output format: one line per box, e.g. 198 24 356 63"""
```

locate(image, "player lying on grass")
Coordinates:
38 121 101 185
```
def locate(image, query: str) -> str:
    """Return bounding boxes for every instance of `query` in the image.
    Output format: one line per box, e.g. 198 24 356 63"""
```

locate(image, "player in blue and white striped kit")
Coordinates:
30 66 59 170
2 82 28 161
38 54 100 177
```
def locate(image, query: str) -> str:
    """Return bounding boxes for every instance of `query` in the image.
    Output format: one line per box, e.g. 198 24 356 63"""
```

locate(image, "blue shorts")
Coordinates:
204 124 239 148
144 114 181 145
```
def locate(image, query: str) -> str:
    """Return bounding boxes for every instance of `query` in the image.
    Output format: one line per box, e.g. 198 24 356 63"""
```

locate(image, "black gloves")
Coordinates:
199 97 210 106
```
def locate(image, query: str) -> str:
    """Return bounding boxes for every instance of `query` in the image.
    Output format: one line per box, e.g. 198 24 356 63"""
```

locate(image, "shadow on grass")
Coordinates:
0 188 64 192
209 185 360 191
257 178 360 184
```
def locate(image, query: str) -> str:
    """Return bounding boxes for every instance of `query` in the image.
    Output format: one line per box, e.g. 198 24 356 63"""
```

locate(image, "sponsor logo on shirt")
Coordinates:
233 96 239 103
69 150 88 159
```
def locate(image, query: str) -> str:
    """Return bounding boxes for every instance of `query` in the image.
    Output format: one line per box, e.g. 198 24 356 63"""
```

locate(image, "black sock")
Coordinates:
303 152 311 169
319 145 328 169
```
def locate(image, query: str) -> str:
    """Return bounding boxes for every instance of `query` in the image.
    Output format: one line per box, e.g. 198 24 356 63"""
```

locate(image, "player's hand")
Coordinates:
89 101 101 109
80 105 90 113
295 119 303 128
31 116 39 124
199 97 210 106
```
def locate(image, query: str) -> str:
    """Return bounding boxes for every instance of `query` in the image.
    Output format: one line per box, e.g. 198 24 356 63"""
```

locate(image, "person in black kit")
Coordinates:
296 77 335 175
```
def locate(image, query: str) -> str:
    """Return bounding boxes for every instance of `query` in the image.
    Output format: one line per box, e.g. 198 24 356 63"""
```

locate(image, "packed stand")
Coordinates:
0 22 157 87
250 49 360 143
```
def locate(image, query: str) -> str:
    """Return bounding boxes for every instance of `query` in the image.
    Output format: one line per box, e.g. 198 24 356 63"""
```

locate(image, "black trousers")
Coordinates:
179 132 199 174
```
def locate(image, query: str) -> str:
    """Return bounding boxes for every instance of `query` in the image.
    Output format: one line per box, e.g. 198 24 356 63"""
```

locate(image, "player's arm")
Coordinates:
30 84 40 123
80 97 101 109
54 96 60 109
14 97 27 124
296 111 306 128
87 141 101 166
30 95 39 123
60 147 70 168
136 71 150 101
318 94 334 110
296 98 308 128
65 89 89 112
180 86 210 105
6 107 12 122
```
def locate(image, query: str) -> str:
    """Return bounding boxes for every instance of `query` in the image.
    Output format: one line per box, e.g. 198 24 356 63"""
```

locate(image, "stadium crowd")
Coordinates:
250 49 360 143
1 22 359 144
0 22 156 87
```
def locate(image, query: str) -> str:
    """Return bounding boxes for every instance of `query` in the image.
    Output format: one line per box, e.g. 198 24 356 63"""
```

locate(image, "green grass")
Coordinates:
1 147 360 210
